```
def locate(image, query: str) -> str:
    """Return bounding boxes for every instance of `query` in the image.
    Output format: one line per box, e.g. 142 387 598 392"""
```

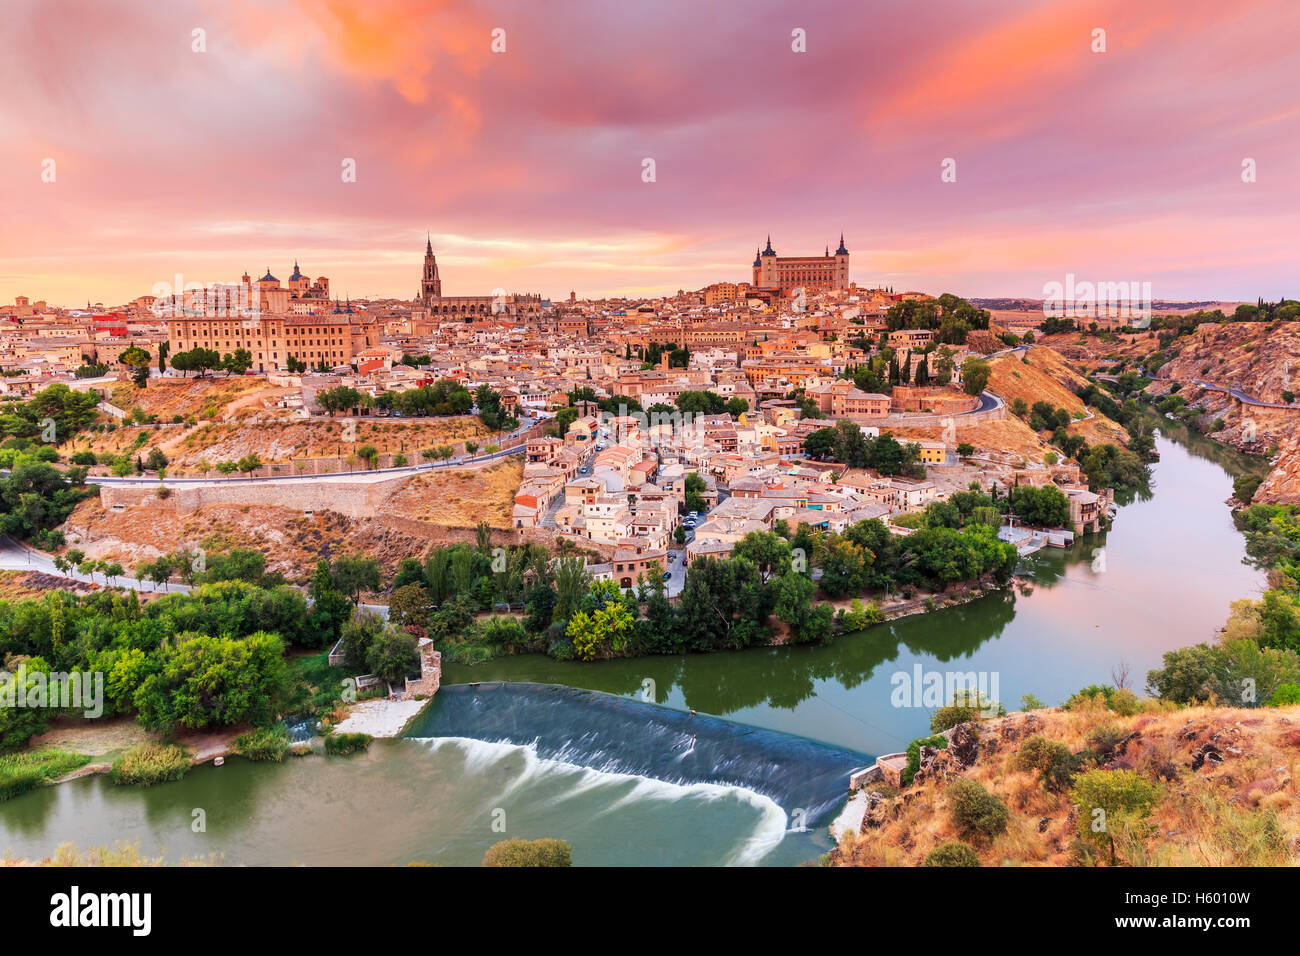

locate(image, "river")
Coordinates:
0 428 1267 866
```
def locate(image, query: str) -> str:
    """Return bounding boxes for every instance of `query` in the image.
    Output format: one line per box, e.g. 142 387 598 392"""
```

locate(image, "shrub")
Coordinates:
1087 723 1130 760
1013 735 1077 792
946 777 1008 840
1269 683 1300 706
112 743 190 787
930 690 1003 732
1070 769 1160 864
1062 684 1139 716
923 841 980 867
235 725 290 762
324 732 372 755
482 838 572 867
1233 473 1262 504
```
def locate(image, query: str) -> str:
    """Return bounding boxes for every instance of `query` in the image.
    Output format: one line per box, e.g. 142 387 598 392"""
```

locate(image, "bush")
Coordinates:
930 690 1002 732
1233 473 1262 504
112 743 190 787
482 838 572 867
1062 684 1139 716
946 777 1008 840
1087 723 1130 760
923 841 980 867
324 732 372 755
1269 683 1300 706
235 725 290 762
1070 768 1160 864
1013 735 1077 792
0 749 90 802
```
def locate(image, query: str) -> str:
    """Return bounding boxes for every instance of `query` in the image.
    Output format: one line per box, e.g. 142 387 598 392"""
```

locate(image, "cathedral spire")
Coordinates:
426 234 433 256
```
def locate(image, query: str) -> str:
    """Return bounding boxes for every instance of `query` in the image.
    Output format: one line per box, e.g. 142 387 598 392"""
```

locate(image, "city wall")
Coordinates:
99 474 413 519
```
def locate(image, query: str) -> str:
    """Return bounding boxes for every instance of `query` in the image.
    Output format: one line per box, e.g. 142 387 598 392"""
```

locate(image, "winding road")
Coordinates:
0 534 390 618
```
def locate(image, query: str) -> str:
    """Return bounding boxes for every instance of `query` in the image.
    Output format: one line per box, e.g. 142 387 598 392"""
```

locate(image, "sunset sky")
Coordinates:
2 0 1298 307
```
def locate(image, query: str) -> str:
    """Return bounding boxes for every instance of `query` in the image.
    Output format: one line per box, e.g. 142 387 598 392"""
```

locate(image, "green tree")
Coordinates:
1009 484 1071 528
731 531 793 583
961 358 991 396
684 472 707 514
331 554 383 606
118 346 152 388
366 626 420 684
388 583 431 629
1070 769 1160 864
220 348 253 376
566 601 634 661
308 559 352 646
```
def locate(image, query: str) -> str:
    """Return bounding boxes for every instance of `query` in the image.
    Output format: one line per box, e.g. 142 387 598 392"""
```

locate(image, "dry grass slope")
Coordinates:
829 702 1300 867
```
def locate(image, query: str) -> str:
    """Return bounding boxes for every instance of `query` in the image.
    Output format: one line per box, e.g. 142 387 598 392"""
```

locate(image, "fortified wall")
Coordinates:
98 474 413 519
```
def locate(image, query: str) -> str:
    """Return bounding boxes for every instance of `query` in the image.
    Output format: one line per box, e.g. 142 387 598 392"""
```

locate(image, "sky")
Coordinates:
2 0 1298 307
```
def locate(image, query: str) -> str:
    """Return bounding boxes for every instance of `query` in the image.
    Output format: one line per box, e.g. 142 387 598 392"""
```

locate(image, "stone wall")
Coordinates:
99 473 413 519
402 640 441 701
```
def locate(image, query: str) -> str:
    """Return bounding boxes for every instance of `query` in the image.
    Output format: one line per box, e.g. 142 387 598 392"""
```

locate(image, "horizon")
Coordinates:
3 0 1299 306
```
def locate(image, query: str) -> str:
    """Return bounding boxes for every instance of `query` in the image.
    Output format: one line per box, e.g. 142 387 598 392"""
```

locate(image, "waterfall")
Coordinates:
405 682 872 827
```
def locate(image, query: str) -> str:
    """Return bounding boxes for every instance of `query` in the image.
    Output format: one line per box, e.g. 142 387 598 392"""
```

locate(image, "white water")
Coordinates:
412 735 791 866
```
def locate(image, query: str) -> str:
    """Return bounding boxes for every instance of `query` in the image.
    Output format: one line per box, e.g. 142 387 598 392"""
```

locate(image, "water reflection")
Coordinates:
444 430 1265 755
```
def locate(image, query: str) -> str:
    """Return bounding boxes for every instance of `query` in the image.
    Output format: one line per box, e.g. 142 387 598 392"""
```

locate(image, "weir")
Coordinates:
405 682 872 826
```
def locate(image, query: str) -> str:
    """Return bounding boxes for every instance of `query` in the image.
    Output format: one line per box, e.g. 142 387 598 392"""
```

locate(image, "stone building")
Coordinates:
751 235 849 296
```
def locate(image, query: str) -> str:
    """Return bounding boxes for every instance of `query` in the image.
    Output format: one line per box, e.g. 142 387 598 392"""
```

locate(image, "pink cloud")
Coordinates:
0 0 1297 306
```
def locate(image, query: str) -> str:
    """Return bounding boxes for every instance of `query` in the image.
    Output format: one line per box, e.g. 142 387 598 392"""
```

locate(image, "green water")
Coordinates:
0 428 1265 866
444 430 1264 756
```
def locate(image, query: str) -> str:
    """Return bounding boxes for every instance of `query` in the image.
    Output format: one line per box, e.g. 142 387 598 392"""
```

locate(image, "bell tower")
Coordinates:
420 234 441 306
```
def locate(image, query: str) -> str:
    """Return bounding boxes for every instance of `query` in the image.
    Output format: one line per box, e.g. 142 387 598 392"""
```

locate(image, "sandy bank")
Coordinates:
333 698 430 738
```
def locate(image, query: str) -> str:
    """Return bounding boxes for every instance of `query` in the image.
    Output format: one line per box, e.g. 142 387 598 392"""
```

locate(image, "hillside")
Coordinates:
63 416 491 474
887 416 1056 463
1146 322 1300 502
60 458 524 581
829 702 1300 867
106 377 292 421
987 347 1131 447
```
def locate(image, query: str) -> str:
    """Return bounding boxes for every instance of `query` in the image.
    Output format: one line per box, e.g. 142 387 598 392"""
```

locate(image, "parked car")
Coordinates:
663 571 672 580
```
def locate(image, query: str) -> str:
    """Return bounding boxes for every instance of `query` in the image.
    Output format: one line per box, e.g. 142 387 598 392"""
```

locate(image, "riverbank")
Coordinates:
0 430 1271 866
828 702 1300 867
333 697 430 737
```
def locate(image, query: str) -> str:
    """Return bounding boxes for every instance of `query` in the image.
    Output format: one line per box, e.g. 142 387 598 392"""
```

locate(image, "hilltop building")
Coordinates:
752 235 850 296
414 237 544 321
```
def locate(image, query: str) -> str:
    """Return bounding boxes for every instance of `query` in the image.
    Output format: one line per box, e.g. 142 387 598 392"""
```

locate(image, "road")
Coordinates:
1182 379 1300 411
664 534 691 597
0 534 389 618
66 415 537 488
0 533 181 593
